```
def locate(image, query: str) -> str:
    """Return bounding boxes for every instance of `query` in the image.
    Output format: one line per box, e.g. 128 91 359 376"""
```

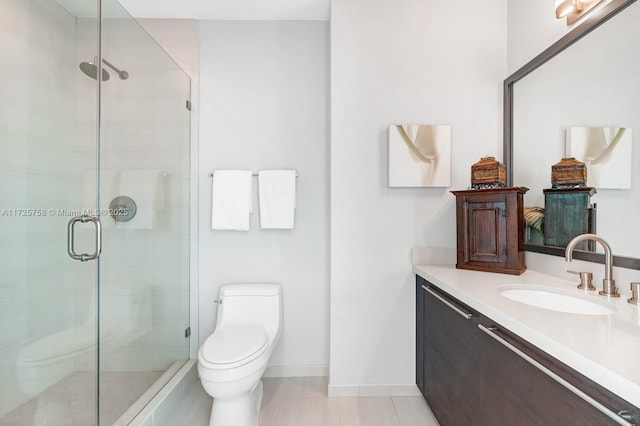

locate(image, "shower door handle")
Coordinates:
67 215 102 261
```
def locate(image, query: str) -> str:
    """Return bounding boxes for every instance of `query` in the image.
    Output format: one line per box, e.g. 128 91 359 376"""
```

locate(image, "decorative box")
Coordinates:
551 157 586 188
471 156 506 189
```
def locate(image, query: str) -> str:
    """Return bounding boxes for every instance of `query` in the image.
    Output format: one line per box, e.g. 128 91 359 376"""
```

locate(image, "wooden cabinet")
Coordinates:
451 187 528 275
416 276 640 426
543 187 596 249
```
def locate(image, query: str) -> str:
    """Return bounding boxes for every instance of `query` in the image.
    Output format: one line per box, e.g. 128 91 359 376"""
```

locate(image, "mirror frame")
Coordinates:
503 0 640 270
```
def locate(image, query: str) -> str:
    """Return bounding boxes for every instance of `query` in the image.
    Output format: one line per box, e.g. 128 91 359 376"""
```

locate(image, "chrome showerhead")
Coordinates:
79 60 110 81
79 57 129 81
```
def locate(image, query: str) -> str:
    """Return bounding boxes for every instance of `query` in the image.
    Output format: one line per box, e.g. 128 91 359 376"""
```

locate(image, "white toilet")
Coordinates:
198 283 282 426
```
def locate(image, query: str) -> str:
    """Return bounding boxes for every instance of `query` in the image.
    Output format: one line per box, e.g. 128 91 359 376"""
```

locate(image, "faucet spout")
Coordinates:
565 233 619 297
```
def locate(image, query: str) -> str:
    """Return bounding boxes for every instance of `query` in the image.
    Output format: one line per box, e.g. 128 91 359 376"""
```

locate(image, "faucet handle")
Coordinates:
628 282 640 306
567 270 596 291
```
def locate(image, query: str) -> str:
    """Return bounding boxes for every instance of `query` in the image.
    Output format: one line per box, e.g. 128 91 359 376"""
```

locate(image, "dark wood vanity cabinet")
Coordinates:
451 187 528 275
416 276 640 426
417 280 480 425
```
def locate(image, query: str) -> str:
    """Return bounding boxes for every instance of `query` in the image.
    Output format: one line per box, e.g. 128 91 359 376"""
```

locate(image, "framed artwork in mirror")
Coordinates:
566 126 632 189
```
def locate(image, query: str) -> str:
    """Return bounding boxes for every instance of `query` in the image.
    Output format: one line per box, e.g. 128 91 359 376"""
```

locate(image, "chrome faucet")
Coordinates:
565 233 619 297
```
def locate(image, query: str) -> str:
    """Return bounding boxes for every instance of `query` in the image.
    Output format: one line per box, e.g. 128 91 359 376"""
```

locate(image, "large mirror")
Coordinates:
504 0 640 269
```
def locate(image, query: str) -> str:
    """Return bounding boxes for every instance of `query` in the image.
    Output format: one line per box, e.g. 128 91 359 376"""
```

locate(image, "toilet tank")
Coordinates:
216 283 282 338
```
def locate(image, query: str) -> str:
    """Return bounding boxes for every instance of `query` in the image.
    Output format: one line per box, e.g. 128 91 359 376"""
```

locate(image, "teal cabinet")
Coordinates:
543 187 596 249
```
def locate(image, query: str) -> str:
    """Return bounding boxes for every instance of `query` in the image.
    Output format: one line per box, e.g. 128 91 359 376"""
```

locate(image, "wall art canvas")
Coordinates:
388 124 451 187
566 126 632 189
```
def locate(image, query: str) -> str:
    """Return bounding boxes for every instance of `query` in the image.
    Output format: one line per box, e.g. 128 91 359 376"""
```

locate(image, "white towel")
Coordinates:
258 170 297 229
211 170 253 231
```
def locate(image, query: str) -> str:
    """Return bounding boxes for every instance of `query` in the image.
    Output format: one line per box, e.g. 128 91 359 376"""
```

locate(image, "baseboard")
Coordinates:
263 365 328 378
328 383 422 397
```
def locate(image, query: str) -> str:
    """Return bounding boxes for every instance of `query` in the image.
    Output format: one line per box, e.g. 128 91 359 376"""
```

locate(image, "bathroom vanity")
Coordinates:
414 264 640 425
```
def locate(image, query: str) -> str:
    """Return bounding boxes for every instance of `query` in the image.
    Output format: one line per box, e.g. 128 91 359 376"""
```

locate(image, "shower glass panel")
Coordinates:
95 0 190 424
98 0 191 423
0 0 191 424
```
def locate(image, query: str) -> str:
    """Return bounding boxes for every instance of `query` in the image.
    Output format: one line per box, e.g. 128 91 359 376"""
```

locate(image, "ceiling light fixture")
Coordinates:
555 0 604 25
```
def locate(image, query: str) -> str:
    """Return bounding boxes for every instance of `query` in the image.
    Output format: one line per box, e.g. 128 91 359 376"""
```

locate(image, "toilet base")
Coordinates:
209 379 263 426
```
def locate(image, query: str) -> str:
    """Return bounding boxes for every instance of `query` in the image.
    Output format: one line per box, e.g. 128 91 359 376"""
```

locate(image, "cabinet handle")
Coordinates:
422 285 473 320
477 324 633 426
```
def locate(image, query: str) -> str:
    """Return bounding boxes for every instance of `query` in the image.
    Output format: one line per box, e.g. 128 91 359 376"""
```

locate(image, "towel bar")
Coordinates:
208 171 298 177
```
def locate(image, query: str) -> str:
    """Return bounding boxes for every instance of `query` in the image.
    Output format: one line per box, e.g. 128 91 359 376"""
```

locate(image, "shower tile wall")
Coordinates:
0 0 80 416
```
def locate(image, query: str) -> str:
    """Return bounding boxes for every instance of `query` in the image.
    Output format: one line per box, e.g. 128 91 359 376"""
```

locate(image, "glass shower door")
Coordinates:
0 0 101 424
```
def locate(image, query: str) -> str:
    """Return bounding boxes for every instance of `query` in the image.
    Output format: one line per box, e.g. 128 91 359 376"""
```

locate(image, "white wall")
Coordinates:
330 0 507 392
198 21 330 372
507 0 570 73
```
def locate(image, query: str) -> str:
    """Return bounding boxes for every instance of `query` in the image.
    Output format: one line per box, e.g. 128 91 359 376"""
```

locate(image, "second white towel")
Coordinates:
211 170 253 231
258 170 297 229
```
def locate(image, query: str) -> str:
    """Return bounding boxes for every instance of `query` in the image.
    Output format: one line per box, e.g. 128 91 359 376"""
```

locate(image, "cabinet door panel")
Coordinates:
422 280 479 425
468 202 505 262
424 340 478 425
478 324 622 426
422 283 480 358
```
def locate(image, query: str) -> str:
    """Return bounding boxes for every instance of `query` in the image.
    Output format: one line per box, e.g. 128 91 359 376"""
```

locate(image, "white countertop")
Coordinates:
413 264 640 408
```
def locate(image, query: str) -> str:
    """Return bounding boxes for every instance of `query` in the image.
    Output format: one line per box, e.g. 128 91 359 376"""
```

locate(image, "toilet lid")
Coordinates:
200 326 268 366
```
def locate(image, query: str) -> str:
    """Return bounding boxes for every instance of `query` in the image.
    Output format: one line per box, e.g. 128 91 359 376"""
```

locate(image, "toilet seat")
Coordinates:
200 326 268 370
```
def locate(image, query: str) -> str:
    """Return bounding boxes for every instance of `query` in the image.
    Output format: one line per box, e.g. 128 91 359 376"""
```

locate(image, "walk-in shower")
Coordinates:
0 0 191 424
79 57 130 81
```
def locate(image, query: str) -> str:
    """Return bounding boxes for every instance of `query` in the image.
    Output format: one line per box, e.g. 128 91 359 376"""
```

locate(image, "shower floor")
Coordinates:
0 370 164 426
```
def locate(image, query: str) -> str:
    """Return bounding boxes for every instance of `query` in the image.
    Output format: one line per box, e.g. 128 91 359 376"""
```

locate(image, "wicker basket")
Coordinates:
551 157 586 188
471 156 506 189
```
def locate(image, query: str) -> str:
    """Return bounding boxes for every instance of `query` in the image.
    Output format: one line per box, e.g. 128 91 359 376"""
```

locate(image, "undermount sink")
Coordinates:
498 285 616 316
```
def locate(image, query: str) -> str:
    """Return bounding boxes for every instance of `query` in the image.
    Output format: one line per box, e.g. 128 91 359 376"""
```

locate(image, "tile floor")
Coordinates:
0 371 164 426
164 376 440 426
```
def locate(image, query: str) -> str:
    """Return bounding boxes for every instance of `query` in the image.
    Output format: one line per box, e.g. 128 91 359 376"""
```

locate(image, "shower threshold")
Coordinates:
114 359 187 425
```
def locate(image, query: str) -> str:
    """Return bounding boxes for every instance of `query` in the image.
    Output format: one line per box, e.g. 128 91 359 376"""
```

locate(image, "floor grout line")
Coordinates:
390 397 404 426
